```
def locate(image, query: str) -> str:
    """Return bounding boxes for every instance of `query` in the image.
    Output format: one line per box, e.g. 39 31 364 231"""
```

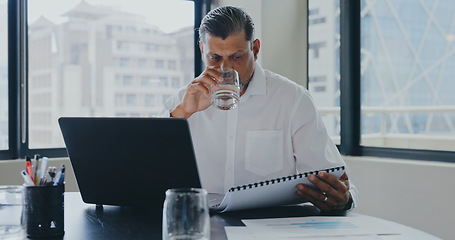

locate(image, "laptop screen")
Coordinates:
59 117 202 209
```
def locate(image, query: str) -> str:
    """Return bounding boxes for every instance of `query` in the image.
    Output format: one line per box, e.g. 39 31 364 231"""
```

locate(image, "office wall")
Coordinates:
345 156 455 240
0 158 78 192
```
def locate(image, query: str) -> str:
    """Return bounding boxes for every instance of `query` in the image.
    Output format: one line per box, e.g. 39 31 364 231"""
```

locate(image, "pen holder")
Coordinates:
24 184 65 238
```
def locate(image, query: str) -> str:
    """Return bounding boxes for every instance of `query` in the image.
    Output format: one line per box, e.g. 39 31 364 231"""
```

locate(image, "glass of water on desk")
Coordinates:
211 67 240 110
162 188 210 240
0 185 25 239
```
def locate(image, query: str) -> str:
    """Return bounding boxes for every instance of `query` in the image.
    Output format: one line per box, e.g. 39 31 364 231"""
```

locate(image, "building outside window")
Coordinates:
23 0 194 149
308 0 455 152
126 94 136 106
115 94 123 107
145 94 155 107
141 76 152 88
159 77 167 88
155 59 165 69
138 58 147 69
123 75 134 87
168 60 177 70
308 0 341 144
171 77 180 89
0 0 7 150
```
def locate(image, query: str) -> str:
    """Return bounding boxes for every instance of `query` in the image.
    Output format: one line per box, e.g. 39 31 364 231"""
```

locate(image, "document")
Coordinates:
225 215 402 239
224 227 384 240
211 166 345 212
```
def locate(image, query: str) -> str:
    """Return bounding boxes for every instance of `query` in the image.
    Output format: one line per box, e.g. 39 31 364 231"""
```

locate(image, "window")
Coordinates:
0 0 204 159
171 77 180 88
0 0 7 150
360 0 455 152
141 77 152 88
309 0 455 161
145 94 155 107
156 59 165 69
25 0 195 150
126 94 137 106
308 0 341 144
312 86 326 92
123 75 134 87
138 58 147 69
159 77 168 88
168 60 177 70
119 57 130 68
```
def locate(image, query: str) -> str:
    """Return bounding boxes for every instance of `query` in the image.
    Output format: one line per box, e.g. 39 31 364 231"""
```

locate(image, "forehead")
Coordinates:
202 31 250 54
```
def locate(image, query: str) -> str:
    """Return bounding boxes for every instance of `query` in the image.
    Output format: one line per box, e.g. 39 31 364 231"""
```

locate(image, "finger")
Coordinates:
318 171 349 192
187 82 210 95
309 172 347 203
296 184 330 211
191 76 218 93
338 173 351 191
311 172 351 209
189 67 220 93
297 184 345 211
202 67 222 82
307 174 336 198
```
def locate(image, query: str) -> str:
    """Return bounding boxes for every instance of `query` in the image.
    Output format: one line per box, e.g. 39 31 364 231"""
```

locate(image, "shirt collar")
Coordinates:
243 61 266 98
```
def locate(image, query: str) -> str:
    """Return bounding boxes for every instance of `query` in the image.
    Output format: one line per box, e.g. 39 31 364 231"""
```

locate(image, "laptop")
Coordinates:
58 117 203 209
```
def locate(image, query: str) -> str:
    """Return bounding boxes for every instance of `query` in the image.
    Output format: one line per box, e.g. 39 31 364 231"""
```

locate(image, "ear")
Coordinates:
199 41 207 63
252 39 260 60
199 41 204 54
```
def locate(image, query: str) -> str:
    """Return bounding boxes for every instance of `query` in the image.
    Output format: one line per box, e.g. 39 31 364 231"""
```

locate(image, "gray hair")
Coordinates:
199 6 255 45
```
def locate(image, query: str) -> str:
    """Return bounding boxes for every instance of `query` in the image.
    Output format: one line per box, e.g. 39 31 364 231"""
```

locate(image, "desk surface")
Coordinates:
52 192 438 240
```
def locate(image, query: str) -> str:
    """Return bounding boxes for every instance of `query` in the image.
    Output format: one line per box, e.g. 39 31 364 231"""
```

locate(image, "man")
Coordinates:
164 6 358 211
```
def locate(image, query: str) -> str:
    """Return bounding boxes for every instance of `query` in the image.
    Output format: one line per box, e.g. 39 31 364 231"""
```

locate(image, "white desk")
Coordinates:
222 212 440 239
54 192 439 240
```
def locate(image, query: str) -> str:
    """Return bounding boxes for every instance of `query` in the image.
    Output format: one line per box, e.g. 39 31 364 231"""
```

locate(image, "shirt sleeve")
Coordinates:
290 89 359 209
159 87 187 117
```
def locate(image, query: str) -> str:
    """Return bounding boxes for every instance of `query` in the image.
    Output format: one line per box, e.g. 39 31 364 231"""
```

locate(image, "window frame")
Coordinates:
1 0 210 160
336 0 455 162
7 0 453 162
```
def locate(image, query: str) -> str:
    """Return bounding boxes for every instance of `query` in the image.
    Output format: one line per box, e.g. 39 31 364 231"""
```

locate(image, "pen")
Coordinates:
33 154 40 185
38 157 49 186
47 166 56 183
26 158 34 183
21 170 35 186
57 165 65 185
54 164 65 186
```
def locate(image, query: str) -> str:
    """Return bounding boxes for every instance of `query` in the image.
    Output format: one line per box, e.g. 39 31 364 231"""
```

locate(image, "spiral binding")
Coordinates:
228 166 345 192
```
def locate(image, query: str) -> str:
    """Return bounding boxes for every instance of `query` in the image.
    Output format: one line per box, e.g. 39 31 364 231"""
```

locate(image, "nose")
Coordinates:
220 61 233 71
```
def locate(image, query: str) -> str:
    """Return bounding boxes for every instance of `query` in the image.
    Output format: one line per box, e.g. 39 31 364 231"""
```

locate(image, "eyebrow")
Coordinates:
209 50 247 56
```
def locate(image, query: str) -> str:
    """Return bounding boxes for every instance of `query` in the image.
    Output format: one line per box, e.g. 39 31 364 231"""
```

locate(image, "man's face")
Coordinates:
200 31 259 87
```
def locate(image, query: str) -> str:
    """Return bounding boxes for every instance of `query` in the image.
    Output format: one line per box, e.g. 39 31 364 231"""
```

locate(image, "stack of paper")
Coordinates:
225 215 402 240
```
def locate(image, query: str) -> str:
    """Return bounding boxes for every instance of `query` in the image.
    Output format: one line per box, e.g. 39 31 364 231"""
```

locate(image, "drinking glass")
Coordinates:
0 185 25 239
162 188 210 240
211 67 240 110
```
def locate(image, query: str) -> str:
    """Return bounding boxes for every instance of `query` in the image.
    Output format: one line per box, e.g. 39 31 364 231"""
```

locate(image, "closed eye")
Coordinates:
211 56 220 61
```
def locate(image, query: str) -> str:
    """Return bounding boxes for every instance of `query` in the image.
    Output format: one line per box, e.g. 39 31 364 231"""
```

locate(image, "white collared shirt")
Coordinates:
163 62 358 207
